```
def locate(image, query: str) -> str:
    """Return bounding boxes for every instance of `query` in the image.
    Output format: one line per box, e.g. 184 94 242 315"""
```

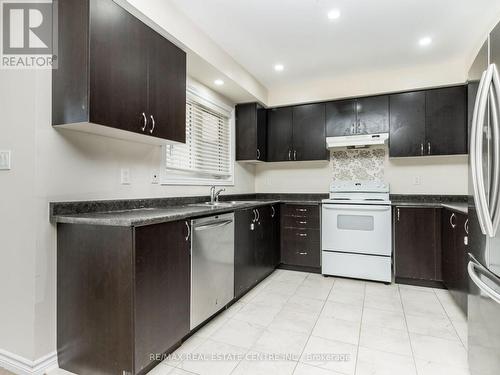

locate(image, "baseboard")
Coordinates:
0 349 58 375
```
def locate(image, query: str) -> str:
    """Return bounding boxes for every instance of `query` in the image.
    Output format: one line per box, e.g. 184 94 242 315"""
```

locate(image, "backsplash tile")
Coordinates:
331 147 385 182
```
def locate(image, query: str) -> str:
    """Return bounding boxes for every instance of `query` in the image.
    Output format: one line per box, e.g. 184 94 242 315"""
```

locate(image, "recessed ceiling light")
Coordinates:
214 79 224 86
274 64 284 72
419 37 432 47
327 9 341 20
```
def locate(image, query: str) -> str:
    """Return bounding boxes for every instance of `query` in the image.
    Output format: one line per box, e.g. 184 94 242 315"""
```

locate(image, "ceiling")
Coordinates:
168 0 500 91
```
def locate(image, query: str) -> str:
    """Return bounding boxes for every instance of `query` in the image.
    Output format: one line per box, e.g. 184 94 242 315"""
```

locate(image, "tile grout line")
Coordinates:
433 289 468 349
292 275 336 374
352 282 366 375
397 284 421 375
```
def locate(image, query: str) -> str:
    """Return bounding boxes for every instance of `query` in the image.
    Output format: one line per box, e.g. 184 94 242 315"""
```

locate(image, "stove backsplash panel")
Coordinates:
331 147 385 182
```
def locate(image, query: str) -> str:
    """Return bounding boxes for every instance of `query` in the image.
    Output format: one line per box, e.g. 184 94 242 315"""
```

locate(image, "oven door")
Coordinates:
322 204 392 256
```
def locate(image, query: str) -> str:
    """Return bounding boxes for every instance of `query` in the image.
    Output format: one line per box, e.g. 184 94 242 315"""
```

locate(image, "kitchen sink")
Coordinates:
188 201 260 208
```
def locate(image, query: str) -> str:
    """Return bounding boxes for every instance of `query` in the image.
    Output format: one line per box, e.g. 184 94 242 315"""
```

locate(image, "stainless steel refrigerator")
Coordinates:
467 20 500 375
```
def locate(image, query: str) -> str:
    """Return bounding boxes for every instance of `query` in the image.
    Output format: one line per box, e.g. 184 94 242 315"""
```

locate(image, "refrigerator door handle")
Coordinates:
489 65 500 235
468 255 500 304
471 65 495 237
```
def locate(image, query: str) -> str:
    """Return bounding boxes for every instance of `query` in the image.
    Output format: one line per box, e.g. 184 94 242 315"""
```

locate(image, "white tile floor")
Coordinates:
46 269 469 375
144 269 470 375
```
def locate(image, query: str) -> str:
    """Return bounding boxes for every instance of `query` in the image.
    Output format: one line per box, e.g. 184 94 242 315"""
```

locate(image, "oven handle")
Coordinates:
322 205 391 212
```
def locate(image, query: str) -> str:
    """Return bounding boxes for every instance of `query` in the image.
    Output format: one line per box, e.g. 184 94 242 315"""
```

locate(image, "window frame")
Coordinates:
160 85 235 186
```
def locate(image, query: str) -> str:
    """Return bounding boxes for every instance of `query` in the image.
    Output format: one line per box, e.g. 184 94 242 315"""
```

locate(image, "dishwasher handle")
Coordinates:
194 220 233 231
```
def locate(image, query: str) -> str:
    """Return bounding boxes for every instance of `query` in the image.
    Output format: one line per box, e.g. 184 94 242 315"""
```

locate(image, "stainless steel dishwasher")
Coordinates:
190 213 234 329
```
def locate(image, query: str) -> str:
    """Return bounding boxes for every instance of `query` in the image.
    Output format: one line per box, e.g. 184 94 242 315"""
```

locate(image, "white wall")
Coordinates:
254 152 468 195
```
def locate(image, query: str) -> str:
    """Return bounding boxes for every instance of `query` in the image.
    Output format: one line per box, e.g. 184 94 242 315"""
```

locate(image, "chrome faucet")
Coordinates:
210 186 226 204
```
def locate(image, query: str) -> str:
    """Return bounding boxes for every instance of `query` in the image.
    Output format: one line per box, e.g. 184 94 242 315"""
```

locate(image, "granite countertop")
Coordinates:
390 195 468 214
52 200 282 227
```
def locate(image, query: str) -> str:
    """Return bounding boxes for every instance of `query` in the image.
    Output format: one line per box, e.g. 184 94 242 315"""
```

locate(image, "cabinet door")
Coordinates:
442 209 457 289
235 209 257 298
356 96 389 134
271 205 281 267
89 0 148 133
326 99 356 136
236 103 257 160
292 103 328 161
134 221 190 373
235 103 267 161
395 207 441 281
454 213 468 313
267 107 293 161
148 29 187 142
389 92 426 157
255 206 274 280
425 86 467 155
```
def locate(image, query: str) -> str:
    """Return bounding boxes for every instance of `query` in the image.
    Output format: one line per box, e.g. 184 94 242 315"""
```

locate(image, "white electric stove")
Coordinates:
322 181 392 283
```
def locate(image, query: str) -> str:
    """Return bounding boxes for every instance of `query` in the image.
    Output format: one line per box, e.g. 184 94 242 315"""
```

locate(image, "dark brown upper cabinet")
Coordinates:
425 86 467 155
292 103 329 161
389 91 426 157
236 103 267 161
267 107 294 161
326 96 389 136
52 0 186 145
267 104 328 162
389 86 467 157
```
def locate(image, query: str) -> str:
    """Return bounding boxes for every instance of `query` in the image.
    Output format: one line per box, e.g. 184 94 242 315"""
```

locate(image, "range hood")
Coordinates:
326 133 389 149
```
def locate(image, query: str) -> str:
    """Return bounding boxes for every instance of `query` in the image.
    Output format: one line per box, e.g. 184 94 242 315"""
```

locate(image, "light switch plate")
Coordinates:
121 168 131 185
0 151 11 170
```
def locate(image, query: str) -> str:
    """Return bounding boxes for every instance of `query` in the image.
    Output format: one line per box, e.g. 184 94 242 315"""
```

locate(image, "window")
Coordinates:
162 88 234 185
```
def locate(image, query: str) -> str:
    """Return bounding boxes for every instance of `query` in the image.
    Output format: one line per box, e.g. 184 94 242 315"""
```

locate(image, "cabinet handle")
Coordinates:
141 112 147 132
294 150 297 160
420 143 424 156
465 218 469 234
256 148 261 160
256 209 260 222
252 209 257 223
297 208 308 212
298 221 307 224
351 123 355 134
427 142 431 155
298 252 308 255
271 206 276 218
397 208 400 222
297 233 307 237
185 221 191 242
150 115 156 134
450 213 457 228
288 149 292 160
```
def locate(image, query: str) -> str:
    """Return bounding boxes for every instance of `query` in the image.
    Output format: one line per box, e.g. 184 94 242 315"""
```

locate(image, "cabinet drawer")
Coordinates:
283 204 319 218
283 215 319 229
282 228 320 243
282 239 320 268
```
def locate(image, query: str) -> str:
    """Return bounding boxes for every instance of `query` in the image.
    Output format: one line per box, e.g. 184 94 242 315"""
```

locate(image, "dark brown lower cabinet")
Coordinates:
394 207 442 285
280 204 321 271
235 205 280 298
442 209 468 313
57 220 191 375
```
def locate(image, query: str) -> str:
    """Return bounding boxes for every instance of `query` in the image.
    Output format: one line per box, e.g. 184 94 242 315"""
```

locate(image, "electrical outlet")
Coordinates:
0 150 11 170
413 176 422 185
121 168 131 185
151 171 160 184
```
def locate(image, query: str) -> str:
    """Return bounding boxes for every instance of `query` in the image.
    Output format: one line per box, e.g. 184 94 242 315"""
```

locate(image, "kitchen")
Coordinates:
1 1 499 375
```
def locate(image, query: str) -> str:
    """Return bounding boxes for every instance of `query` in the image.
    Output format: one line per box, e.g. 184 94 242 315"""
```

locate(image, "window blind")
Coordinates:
165 98 231 180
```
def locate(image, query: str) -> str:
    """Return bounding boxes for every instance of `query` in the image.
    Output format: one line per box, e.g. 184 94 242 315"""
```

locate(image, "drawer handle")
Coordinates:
297 209 308 212
298 252 308 255
297 233 307 237
298 221 307 224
